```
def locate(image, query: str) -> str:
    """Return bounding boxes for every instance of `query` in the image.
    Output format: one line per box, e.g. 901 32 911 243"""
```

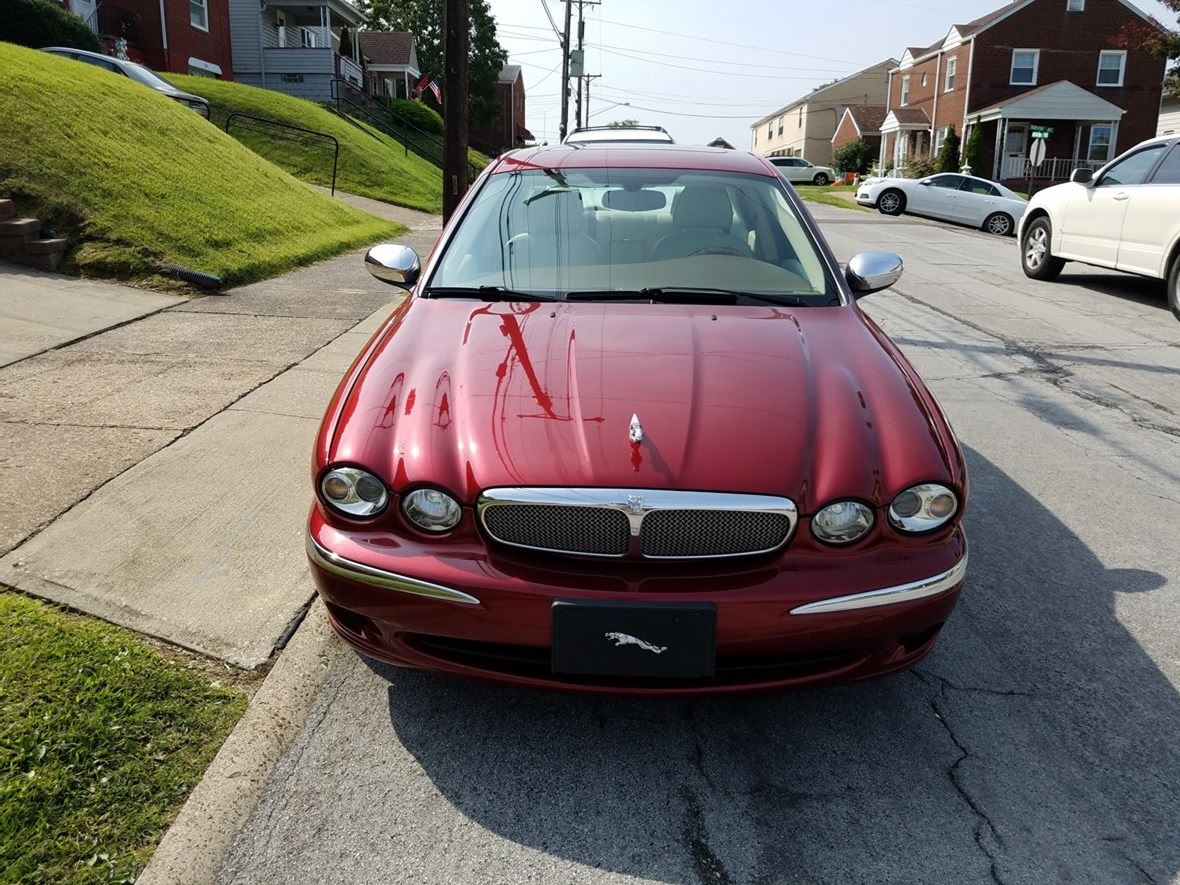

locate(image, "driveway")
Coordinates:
212 205 1180 883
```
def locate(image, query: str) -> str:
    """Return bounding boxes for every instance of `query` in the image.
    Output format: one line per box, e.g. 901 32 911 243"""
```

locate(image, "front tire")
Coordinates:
983 212 1014 237
877 189 905 216
1168 254 1180 321
1021 217 1065 280
813 173 830 186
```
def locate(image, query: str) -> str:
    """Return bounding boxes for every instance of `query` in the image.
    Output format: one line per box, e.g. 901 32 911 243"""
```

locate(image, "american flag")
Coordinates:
427 76 443 105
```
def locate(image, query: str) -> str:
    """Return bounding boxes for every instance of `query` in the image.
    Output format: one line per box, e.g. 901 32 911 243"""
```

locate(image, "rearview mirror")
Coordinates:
846 250 904 297
365 243 421 288
602 188 667 211
1070 168 1094 185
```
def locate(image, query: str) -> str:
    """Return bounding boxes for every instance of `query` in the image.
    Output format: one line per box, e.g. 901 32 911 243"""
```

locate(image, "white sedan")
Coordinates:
1018 135 1180 320
856 173 1028 236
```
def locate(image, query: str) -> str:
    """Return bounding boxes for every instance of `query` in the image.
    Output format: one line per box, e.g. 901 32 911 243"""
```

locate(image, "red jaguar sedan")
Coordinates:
306 143 968 694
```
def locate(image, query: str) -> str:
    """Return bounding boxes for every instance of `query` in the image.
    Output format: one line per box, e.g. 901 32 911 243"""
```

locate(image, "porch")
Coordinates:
966 81 1125 186
879 108 932 172
254 0 367 99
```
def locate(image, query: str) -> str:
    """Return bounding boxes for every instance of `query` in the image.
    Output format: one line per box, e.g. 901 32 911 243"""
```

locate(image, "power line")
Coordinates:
597 46 857 80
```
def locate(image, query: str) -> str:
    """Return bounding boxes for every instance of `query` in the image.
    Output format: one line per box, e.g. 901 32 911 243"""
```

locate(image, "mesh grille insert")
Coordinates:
640 509 791 557
482 504 631 555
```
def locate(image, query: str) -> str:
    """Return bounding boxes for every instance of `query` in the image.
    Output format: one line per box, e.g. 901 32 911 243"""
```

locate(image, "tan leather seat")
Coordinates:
651 186 751 261
505 190 602 273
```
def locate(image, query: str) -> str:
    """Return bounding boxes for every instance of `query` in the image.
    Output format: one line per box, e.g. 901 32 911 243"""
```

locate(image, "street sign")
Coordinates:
1029 139 1047 167
1031 125 1054 139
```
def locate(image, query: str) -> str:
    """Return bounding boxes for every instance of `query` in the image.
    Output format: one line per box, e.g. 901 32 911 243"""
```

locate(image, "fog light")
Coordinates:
889 483 959 533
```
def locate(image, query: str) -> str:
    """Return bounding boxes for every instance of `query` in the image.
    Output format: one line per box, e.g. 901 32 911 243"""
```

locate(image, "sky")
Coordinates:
485 0 1175 148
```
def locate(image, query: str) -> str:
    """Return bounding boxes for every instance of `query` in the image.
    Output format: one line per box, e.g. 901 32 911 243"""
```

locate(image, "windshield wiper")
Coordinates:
564 287 813 306
423 286 562 302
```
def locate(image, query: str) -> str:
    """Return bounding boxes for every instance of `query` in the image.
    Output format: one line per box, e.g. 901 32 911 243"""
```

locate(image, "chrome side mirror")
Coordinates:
1070 168 1094 185
365 243 421 288
919 178 933 186
846 250 904 297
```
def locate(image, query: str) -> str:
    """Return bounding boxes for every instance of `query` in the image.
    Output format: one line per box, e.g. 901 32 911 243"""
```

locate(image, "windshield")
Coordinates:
428 168 837 305
123 62 177 91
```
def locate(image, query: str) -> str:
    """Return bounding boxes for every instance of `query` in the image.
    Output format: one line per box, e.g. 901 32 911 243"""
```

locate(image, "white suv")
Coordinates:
1019 135 1180 319
768 156 838 186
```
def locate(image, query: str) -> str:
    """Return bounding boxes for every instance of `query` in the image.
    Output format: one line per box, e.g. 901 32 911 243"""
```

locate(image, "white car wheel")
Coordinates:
1025 226 1048 268
984 213 1014 236
877 190 904 216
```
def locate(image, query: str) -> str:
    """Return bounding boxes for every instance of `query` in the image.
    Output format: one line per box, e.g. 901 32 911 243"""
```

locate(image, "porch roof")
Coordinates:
968 81 1125 123
881 108 930 132
268 0 366 26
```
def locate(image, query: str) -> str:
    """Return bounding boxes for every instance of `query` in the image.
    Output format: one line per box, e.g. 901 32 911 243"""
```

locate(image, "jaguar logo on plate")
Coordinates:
605 631 668 655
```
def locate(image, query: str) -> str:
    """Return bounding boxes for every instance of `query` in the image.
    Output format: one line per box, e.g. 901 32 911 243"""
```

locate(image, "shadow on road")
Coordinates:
370 447 1175 883
1059 271 1170 312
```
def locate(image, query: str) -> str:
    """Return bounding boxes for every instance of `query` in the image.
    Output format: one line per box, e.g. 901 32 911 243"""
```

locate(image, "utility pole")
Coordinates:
574 1 585 129
442 0 470 221
558 0 573 141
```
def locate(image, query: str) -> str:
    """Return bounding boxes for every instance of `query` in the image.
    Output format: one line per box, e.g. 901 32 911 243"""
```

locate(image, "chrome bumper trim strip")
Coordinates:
789 552 968 615
306 534 481 606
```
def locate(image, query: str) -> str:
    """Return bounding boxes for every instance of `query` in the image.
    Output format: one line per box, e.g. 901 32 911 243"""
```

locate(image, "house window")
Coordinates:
190 0 208 30
1067 0 1084 9
797 107 802 125
300 27 318 48
767 123 773 139
900 75 910 106
944 57 957 91
1097 50 1126 87
1010 49 1039 86
921 72 928 87
1088 124 1113 161
778 117 784 136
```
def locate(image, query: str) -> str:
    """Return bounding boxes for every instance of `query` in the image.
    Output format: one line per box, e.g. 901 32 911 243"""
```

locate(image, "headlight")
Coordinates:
811 500 874 545
319 466 388 517
402 487 462 533
889 483 958 533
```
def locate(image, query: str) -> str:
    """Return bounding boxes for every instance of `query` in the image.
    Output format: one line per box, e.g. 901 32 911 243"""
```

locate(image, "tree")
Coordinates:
962 124 984 176
1117 3 1179 94
935 125 961 174
362 0 508 128
605 119 640 129
0 0 101 52
832 138 875 175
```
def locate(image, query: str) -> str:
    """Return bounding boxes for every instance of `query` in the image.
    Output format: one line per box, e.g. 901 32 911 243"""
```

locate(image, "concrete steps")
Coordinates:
0 199 69 272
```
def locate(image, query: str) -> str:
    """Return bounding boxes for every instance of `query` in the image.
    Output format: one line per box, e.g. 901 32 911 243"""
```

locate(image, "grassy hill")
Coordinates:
0 42 400 286
168 75 446 214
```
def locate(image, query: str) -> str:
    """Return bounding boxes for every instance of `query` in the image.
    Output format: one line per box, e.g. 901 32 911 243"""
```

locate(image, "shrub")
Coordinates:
935 125 961 173
905 153 937 178
390 98 443 135
833 138 876 175
0 0 101 51
962 123 984 176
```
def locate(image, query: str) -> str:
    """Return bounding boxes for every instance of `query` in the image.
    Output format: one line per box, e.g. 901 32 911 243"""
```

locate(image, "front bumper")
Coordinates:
307 512 967 695
855 189 876 206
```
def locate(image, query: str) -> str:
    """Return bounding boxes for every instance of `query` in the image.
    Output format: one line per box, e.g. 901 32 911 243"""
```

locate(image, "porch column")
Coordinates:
1110 119 1120 157
993 118 1006 180
1072 123 1082 163
324 5 332 53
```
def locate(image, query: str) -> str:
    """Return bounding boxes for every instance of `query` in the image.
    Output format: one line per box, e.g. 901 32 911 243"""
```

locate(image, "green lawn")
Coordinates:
0 591 248 883
0 42 399 286
168 75 446 214
794 183 872 213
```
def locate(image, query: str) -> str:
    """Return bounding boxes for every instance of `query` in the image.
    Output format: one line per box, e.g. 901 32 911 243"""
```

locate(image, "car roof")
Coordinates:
44 46 124 64
493 143 777 176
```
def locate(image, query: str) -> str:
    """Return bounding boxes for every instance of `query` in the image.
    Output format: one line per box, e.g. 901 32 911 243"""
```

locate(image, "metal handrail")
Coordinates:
225 113 340 195
329 79 481 181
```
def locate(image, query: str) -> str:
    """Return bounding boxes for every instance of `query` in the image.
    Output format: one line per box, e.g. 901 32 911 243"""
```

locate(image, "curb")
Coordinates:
137 600 344 885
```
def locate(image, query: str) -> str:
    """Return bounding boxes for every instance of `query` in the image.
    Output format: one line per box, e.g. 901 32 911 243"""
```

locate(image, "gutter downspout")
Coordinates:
882 69 894 171
931 54 941 157
258 1 267 88
157 0 169 70
962 36 975 155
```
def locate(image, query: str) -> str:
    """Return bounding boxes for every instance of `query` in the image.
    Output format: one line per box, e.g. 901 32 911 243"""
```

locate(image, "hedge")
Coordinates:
0 0 102 52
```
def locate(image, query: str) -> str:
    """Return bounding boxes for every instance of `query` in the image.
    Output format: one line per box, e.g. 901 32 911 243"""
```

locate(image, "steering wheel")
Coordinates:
690 246 747 257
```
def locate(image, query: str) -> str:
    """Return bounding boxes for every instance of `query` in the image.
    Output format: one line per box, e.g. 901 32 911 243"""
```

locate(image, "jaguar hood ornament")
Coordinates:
605 632 667 655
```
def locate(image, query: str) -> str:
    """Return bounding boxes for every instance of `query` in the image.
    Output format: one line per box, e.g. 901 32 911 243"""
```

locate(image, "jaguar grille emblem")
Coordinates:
626 494 646 514
629 413 644 444
605 632 667 654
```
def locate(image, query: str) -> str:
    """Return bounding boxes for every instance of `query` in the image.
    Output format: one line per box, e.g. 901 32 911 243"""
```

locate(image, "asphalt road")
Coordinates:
220 204 1180 885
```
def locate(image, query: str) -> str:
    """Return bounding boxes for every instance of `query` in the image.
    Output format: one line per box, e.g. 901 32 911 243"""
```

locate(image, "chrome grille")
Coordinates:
481 504 631 556
640 509 793 558
478 488 797 559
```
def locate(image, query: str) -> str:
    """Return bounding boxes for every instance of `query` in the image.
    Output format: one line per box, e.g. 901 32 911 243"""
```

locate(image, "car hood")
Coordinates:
332 300 961 512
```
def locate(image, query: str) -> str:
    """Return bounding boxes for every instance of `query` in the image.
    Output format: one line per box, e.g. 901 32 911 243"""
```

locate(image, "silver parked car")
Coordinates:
42 47 211 117
856 172 1028 236
768 156 838 186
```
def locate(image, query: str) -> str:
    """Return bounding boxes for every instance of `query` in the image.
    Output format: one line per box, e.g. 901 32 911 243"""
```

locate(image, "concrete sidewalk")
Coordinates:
0 213 440 666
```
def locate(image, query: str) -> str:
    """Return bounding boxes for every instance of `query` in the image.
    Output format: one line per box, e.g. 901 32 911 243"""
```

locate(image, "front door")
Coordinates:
1004 124 1028 179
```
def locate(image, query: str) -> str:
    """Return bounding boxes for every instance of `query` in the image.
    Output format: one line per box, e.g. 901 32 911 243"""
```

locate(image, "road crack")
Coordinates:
681 702 731 885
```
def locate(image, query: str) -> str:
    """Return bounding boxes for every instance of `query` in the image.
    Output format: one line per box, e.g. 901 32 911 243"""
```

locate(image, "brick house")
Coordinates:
881 0 1167 186
751 60 896 164
358 31 420 100
57 0 232 77
471 63 532 156
831 105 887 159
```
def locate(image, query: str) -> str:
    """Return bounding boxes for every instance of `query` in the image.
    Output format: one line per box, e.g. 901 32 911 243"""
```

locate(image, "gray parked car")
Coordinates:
42 47 211 118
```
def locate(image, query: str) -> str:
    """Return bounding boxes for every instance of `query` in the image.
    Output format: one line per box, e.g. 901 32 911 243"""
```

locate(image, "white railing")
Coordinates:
336 53 364 88
1000 157 1104 181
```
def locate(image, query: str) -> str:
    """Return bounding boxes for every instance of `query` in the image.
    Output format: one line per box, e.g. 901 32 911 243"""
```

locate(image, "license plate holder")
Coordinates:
551 600 716 679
